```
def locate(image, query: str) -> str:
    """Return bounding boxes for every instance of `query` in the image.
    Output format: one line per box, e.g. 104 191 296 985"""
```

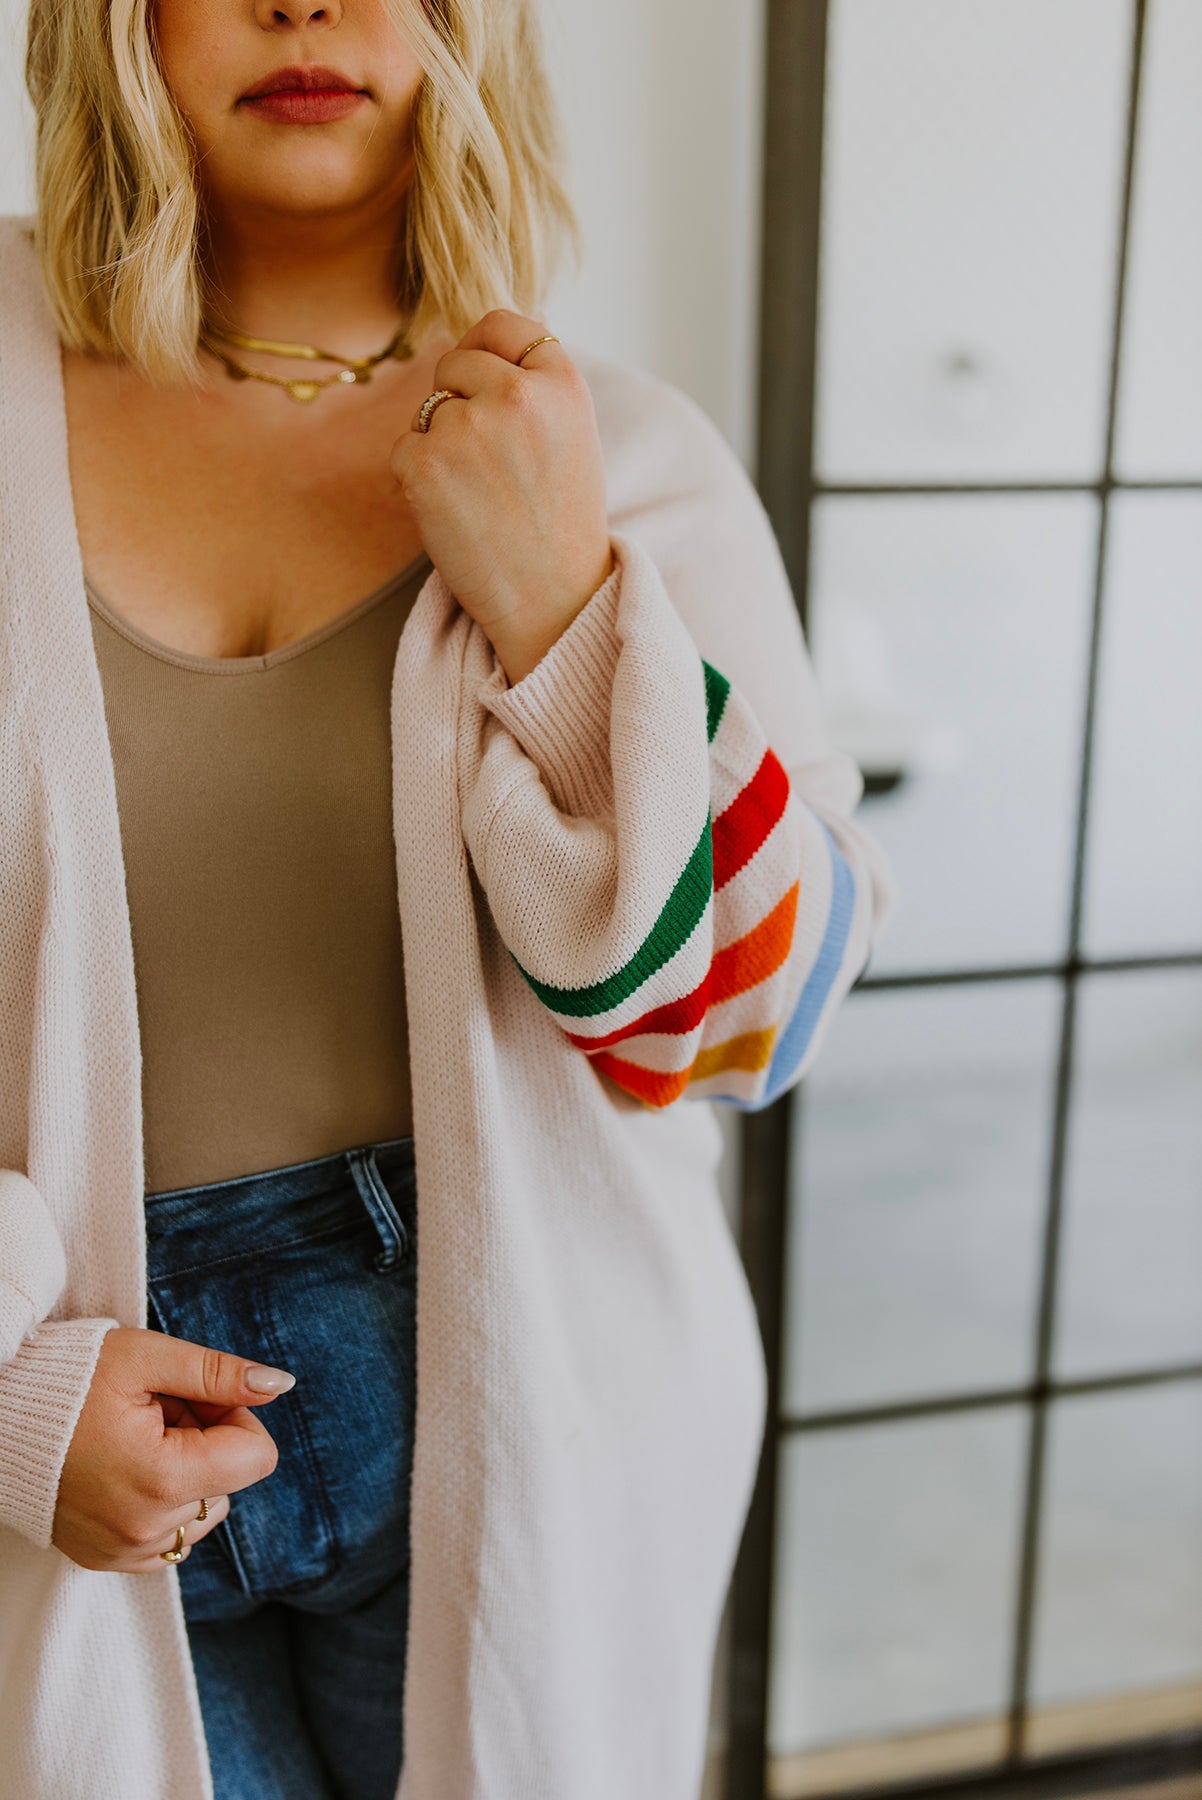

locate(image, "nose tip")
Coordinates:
256 0 340 27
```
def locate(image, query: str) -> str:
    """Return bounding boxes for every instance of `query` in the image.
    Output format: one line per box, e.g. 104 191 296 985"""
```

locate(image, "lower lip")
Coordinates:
240 90 367 124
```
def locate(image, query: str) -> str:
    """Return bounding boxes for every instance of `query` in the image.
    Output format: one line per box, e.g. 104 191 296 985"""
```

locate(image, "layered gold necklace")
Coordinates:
199 318 416 402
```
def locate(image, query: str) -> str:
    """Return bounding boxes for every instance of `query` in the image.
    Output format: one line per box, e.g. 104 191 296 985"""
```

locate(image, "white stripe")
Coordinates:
708 685 769 816
541 895 715 1040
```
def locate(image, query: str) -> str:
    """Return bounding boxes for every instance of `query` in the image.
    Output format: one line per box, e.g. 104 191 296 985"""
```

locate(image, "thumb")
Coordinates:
133 1329 297 1409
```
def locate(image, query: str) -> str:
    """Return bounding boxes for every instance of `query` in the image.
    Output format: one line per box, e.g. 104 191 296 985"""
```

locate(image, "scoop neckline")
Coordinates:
84 548 434 673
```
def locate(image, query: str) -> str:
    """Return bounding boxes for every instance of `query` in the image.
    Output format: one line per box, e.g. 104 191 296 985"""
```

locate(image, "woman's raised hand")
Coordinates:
390 309 616 687
52 1326 292 1573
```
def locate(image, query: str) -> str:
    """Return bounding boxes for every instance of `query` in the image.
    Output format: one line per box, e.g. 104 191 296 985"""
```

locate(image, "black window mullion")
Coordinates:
781 1361 1202 1438
728 4 831 1797
1004 0 1150 1761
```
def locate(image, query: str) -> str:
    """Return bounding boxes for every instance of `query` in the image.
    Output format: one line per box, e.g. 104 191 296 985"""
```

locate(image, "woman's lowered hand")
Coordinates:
53 1325 291 1573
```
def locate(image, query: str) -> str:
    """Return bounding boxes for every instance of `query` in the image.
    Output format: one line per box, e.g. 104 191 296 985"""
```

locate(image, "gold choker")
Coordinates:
199 319 415 403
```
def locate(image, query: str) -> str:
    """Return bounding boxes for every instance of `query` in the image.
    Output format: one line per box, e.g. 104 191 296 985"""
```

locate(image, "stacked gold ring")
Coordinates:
417 388 459 434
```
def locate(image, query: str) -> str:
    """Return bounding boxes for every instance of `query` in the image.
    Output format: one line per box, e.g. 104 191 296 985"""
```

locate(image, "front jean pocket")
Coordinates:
147 1208 417 1603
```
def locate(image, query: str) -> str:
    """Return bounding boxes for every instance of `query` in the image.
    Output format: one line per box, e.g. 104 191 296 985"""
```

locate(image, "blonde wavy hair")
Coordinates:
25 0 583 381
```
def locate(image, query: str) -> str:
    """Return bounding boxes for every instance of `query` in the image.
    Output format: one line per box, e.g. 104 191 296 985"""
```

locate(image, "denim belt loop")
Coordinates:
345 1147 410 1273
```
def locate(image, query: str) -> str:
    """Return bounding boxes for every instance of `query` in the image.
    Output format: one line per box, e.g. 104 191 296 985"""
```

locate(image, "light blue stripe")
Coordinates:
704 818 856 1110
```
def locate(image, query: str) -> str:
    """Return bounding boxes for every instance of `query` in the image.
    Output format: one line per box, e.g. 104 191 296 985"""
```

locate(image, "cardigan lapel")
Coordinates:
0 219 149 1326
0 216 216 1799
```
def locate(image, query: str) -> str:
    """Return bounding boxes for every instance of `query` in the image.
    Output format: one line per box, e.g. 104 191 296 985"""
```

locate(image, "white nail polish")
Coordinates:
244 1364 296 1394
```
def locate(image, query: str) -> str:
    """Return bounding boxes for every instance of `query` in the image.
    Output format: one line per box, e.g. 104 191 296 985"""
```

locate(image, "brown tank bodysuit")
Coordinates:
86 551 432 1195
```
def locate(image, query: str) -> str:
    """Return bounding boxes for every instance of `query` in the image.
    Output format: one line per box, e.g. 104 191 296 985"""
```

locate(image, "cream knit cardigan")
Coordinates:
0 214 898 1799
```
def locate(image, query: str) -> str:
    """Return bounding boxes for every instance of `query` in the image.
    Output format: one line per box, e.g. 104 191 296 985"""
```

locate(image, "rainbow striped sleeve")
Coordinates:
508 657 861 1111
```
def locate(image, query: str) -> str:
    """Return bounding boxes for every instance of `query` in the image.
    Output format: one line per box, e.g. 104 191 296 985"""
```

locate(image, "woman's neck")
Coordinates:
201 196 413 357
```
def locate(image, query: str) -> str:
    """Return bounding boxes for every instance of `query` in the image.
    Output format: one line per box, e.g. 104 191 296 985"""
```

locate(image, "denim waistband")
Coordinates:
143 1135 417 1275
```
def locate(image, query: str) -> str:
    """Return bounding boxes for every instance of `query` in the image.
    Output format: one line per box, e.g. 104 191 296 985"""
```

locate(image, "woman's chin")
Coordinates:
201 144 408 224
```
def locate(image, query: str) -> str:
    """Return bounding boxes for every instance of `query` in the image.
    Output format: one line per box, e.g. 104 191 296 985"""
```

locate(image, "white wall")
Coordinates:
542 0 766 466
0 0 766 466
0 0 33 215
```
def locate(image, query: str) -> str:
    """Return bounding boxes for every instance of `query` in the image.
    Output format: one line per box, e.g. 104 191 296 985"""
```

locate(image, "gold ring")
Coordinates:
516 334 559 366
196 1497 209 1522
161 1524 186 1564
417 388 460 433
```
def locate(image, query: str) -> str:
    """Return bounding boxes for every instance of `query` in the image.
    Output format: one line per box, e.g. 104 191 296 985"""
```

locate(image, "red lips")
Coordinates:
240 64 363 101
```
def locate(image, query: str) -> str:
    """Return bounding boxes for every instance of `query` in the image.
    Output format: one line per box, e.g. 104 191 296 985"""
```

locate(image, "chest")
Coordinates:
61 348 432 660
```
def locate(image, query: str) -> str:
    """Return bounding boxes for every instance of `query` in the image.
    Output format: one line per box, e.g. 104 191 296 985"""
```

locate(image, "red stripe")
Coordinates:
591 1052 692 1108
712 748 789 889
566 976 711 1051
567 881 800 1053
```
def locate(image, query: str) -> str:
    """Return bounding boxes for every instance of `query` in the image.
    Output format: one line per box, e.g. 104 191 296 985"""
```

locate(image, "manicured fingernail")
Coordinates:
245 1364 296 1394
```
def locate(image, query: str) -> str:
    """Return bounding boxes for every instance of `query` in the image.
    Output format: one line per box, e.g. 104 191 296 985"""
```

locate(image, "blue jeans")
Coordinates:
143 1135 418 1800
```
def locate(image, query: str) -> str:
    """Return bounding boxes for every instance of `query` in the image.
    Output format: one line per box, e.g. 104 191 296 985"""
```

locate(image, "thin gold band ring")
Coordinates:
516 334 559 365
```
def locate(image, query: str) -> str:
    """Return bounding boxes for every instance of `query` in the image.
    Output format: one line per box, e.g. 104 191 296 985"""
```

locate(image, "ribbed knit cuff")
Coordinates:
0 1316 120 1549
475 549 624 818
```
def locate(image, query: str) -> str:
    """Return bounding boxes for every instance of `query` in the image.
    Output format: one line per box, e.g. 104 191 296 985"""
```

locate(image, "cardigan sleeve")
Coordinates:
459 368 899 1109
0 1170 119 1548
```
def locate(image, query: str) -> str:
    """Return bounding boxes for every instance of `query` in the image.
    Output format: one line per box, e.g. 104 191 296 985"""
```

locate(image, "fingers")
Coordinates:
156 1402 280 1502
164 1491 230 1539
429 347 521 405
406 349 512 437
453 308 567 371
127 1328 296 1409
122 1493 232 1575
408 321 568 434
52 1328 289 1575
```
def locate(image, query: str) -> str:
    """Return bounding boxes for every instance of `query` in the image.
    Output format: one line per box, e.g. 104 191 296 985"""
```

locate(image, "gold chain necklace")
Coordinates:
199 319 415 403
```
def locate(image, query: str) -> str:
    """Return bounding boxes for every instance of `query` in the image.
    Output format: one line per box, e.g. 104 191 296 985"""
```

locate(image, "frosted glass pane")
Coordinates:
816 0 1130 482
769 1411 1026 1755
1083 494 1202 958
810 496 1094 974
783 982 1058 1414
1055 969 1202 1379
1114 0 1202 478
1031 1385 1202 1714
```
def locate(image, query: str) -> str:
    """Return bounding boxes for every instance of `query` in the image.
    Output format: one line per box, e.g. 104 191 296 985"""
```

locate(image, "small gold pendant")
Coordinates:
288 381 321 403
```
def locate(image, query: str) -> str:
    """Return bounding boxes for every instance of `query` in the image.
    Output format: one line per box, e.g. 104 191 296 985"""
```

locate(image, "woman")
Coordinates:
0 0 898 1795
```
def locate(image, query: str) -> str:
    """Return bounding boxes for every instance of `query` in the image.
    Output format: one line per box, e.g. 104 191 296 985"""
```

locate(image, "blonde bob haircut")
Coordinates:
26 0 584 382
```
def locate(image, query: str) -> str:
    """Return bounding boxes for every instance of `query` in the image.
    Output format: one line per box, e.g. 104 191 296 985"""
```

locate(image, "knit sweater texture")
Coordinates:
0 213 899 1799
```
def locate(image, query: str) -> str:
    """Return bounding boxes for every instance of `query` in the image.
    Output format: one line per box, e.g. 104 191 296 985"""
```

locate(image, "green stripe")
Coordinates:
514 815 714 1018
703 660 730 742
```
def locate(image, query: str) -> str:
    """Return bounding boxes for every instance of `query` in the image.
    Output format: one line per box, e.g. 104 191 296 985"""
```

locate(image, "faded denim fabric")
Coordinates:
144 1135 417 1800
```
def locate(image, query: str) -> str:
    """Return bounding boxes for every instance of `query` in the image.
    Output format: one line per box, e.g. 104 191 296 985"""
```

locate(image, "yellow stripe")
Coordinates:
689 1026 777 1083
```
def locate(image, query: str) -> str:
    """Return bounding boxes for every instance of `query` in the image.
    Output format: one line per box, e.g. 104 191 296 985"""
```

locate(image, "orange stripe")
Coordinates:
710 882 799 1005
591 1052 692 1108
569 880 799 1054
583 871 801 1108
